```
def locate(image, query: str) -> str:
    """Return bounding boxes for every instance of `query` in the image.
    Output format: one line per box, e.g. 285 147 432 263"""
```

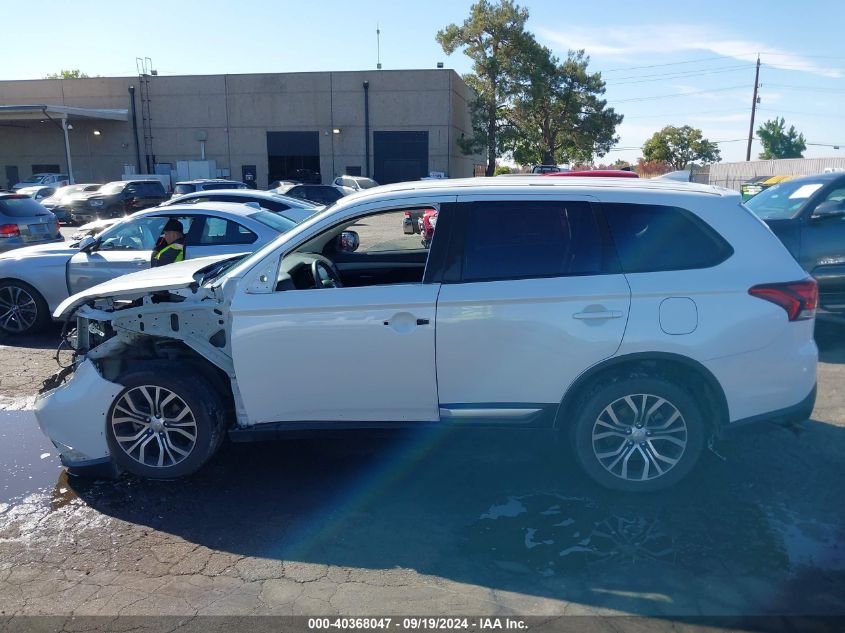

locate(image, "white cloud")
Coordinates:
537 25 842 78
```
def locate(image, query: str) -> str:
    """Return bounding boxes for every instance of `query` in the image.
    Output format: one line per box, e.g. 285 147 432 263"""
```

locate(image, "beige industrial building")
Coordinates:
0 69 479 189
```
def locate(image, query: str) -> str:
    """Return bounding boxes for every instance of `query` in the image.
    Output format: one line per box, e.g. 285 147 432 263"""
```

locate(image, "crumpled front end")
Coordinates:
35 359 123 466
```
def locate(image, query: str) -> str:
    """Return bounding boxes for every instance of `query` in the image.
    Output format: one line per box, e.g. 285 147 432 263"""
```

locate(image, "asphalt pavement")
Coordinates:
0 317 843 620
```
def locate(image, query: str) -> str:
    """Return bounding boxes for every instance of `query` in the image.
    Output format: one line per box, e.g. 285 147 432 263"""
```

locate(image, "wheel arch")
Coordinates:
555 352 729 434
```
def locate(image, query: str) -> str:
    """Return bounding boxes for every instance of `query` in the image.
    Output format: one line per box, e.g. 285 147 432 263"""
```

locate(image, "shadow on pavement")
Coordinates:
0 323 63 350
815 321 845 365
66 414 845 617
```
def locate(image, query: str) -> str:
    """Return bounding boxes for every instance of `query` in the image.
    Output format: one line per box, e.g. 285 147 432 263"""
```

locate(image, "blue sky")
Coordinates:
7 0 845 163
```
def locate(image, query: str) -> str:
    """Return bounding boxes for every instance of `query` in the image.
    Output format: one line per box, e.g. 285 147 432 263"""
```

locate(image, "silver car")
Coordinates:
0 194 62 254
0 202 297 334
162 188 321 223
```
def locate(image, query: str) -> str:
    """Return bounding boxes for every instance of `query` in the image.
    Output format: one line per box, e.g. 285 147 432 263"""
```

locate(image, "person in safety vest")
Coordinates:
151 218 187 267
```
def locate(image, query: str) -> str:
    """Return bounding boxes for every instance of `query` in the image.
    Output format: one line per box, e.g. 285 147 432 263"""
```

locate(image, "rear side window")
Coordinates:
460 201 605 282
173 184 196 196
138 182 166 196
198 217 257 245
603 203 733 273
0 196 51 217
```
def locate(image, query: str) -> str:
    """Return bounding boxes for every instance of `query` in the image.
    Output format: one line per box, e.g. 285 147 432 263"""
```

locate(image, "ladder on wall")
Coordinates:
136 57 155 173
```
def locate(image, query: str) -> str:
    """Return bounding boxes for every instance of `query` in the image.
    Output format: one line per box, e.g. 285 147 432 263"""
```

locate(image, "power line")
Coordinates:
601 56 729 73
607 64 753 86
623 109 743 120
610 84 747 103
762 83 845 93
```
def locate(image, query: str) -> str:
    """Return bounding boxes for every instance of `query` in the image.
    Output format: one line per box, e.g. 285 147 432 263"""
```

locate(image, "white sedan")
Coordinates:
0 202 297 334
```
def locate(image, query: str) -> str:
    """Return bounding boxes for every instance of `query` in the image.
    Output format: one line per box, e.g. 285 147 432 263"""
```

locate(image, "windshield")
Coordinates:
356 178 378 189
99 182 126 195
54 185 85 197
248 210 297 233
21 175 45 184
744 180 825 220
199 254 249 285
215 202 339 283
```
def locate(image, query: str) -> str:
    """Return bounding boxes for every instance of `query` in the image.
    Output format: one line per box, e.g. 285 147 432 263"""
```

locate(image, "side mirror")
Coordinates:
812 199 845 219
77 235 96 251
336 230 359 253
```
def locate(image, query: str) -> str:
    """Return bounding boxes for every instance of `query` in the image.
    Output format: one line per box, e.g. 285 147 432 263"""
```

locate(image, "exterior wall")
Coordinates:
0 70 478 189
708 157 845 190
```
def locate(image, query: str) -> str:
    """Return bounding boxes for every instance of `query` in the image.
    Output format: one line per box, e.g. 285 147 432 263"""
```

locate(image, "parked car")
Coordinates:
273 183 346 206
40 184 102 223
744 172 845 321
16 185 57 201
0 193 62 255
68 180 168 223
162 189 321 223
0 202 298 335
37 178 817 492
171 179 247 198
531 165 567 174
70 218 120 241
12 173 69 191
740 175 795 201
332 175 379 195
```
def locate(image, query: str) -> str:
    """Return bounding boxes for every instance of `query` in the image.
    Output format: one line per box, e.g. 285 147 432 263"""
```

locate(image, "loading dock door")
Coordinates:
373 131 428 184
267 132 320 185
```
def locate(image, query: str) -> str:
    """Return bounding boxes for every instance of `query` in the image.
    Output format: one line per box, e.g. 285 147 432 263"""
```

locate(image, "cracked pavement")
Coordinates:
0 323 843 619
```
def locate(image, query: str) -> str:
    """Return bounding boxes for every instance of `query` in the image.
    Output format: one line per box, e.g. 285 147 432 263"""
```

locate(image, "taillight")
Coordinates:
0 224 20 238
749 279 818 321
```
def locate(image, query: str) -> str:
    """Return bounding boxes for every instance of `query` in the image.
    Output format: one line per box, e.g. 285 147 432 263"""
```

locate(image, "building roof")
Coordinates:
0 104 128 122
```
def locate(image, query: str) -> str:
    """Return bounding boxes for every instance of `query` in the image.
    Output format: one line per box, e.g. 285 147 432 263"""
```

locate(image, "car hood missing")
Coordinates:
53 253 243 319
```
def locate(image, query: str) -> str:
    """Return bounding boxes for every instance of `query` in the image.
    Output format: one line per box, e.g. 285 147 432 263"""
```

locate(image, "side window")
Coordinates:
348 209 431 253
822 187 845 203
603 203 733 273
97 217 168 251
459 201 604 282
197 217 256 245
262 200 291 212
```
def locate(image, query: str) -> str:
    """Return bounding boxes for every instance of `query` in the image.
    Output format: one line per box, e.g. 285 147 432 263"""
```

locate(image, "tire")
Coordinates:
0 280 50 335
570 377 705 492
106 368 226 479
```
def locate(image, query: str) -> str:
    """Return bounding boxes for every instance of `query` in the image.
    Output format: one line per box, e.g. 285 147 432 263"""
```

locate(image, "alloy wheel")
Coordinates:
591 393 688 482
111 386 198 468
0 285 38 333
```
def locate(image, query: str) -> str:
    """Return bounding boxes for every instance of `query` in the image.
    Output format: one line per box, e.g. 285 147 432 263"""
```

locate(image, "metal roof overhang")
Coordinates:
0 104 128 122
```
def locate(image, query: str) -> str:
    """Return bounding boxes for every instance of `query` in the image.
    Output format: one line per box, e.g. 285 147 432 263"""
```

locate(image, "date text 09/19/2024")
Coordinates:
307 618 528 630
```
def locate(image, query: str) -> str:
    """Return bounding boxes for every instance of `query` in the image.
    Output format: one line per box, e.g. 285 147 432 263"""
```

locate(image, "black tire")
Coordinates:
569 376 705 492
0 280 50 335
106 368 226 479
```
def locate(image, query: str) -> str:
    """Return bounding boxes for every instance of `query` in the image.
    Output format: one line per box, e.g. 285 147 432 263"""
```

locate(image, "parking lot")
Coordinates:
0 318 843 618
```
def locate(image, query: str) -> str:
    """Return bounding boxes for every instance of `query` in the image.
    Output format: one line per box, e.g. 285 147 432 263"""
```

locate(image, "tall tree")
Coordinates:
437 1 536 176
757 117 806 159
642 125 721 170
44 69 89 79
506 49 622 165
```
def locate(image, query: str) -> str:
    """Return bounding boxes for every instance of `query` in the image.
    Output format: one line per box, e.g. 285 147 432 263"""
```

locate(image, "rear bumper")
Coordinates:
0 235 63 252
726 384 816 430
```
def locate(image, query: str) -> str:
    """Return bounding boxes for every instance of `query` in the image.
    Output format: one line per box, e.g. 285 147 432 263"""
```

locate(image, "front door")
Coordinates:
229 203 451 425
435 198 630 424
802 183 845 311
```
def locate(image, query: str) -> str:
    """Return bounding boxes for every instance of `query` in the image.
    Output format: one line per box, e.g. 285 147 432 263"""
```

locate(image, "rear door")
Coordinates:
801 182 845 311
188 215 259 258
434 197 630 424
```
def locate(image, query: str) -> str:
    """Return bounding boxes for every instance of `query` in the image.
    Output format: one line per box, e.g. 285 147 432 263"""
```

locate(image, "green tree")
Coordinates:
757 117 806 159
642 125 721 170
437 0 537 176
506 49 622 165
44 69 89 79
493 164 513 175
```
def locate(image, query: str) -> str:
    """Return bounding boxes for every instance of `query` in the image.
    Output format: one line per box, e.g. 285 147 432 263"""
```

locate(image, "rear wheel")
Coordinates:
106 368 226 479
0 280 50 335
570 377 705 492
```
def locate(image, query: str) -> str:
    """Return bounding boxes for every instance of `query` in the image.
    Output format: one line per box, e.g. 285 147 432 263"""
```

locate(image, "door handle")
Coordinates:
573 310 623 320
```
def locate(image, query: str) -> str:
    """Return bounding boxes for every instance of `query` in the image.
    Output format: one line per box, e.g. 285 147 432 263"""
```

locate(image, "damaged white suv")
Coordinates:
36 177 819 491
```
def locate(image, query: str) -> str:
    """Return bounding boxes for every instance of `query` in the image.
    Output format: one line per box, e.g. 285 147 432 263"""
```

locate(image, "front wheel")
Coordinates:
106 368 226 479
0 280 50 335
570 377 705 492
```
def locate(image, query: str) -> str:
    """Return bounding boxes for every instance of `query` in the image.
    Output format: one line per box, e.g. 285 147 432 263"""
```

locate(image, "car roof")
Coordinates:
135 201 265 218
164 189 317 206
175 179 244 185
768 172 845 185
343 176 737 198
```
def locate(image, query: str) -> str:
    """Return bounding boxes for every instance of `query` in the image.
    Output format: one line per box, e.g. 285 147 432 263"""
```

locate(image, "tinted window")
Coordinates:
249 210 296 234
302 186 343 205
0 196 51 218
461 201 603 282
198 217 257 245
603 203 733 273
138 182 165 196
203 183 242 191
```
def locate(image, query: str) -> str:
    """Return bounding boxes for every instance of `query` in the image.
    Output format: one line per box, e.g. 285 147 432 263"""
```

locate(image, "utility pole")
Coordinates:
376 24 382 69
746 55 761 161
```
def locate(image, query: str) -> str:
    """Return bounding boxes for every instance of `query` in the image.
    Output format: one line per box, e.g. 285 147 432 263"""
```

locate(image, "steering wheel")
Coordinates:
311 257 344 289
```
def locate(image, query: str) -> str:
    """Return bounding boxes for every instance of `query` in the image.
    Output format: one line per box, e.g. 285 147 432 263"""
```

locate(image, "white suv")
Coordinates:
36 177 818 491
